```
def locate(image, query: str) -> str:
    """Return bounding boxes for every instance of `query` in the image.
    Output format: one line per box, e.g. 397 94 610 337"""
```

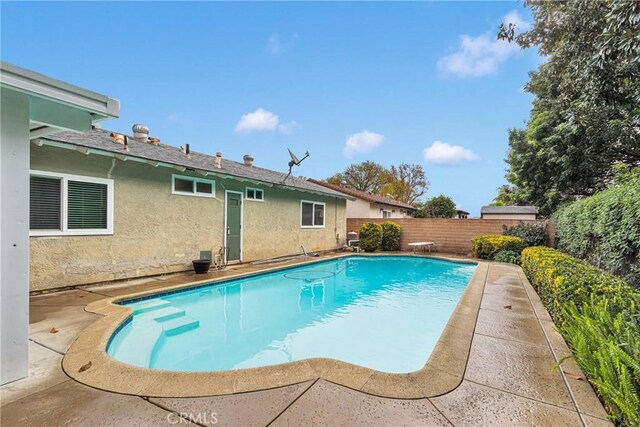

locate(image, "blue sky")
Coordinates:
1 2 539 216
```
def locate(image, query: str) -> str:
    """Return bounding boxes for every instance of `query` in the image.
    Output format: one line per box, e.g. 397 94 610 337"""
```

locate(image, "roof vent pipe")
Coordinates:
214 152 222 169
132 124 149 143
243 154 254 166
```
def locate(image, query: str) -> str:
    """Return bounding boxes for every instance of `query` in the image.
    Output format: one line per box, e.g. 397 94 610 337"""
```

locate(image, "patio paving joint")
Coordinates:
266 378 319 426
29 338 65 356
473 330 550 349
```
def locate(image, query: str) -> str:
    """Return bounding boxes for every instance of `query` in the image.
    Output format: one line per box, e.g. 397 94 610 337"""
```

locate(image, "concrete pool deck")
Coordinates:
1 254 612 426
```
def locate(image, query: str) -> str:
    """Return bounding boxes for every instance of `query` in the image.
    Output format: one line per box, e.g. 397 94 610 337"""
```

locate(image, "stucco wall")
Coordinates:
481 213 537 220
29 145 346 291
369 202 411 219
346 198 412 219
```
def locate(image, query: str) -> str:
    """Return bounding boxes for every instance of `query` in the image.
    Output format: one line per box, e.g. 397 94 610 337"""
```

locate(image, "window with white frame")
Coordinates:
172 174 215 198
245 187 264 201
382 210 391 218
29 170 114 236
301 201 325 228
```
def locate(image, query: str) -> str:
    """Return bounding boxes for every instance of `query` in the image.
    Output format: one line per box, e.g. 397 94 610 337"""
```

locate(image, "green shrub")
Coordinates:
493 249 521 264
521 246 638 321
554 169 640 288
561 299 640 427
521 246 640 426
359 223 383 252
380 221 402 251
471 235 527 260
503 221 547 247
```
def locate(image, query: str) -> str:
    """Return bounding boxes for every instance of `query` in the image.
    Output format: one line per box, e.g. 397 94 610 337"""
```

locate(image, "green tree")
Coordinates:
380 163 429 204
327 161 428 203
498 0 640 215
415 195 457 218
327 161 392 193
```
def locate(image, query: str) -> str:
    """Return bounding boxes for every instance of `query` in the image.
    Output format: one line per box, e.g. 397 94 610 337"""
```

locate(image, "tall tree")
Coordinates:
327 161 391 193
415 195 457 218
381 163 429 204
498 0 640 215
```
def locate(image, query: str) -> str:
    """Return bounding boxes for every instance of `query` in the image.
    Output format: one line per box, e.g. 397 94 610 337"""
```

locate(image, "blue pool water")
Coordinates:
107 256 476 373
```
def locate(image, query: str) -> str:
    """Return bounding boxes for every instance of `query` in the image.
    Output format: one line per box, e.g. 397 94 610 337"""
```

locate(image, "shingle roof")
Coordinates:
480 206 538 214
39 128 349 199
307 179 416 210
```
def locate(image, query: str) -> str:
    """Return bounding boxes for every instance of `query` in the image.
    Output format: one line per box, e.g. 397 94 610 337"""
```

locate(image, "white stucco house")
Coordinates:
0 62 120 384
480 205 538 220
308 179 416 219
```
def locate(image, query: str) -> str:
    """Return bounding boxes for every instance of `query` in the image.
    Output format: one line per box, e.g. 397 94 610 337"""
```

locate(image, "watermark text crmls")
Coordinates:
167 412 218 425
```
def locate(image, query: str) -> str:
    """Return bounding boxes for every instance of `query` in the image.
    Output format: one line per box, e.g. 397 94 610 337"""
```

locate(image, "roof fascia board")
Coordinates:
0 61 120 119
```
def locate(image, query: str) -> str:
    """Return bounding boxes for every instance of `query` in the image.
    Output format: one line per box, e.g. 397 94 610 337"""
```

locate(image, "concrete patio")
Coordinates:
1 259 612 426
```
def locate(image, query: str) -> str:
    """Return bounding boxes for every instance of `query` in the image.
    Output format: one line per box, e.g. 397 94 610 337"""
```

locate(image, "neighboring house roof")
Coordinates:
37 128 349 199
307 178 416 210
457 209 470 215
480 206 538 215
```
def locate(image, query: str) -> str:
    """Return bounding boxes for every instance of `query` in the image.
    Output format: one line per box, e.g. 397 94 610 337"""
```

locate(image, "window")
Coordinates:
301 201 325 228
172 174 215 198
29 171 113 236
382 210 391 218
245 187 264 201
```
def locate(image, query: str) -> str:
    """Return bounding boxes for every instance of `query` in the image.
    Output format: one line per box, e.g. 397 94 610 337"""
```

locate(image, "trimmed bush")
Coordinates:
521 246 640 426
554 169 640 288
521 246 638 321
359 223 383 252
471 235 527 260
503 221 547 247
380 221 402 251
493 249 521 264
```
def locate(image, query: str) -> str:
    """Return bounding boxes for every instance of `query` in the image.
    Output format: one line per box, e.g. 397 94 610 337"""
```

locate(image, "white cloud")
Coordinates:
503 10 532 32
423 141 479 165
343 131 385 158
234 108 298 135
266 33 299 56
437 10 529 78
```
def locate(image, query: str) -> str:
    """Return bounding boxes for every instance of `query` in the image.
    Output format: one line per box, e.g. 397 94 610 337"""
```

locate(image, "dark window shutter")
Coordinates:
67 180 108 229
30 176 61 230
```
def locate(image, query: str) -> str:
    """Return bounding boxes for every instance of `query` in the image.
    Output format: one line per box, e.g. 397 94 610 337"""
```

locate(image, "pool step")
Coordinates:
160 316 199 336
111 322 162 367
132 299 171 314
149 306 186 322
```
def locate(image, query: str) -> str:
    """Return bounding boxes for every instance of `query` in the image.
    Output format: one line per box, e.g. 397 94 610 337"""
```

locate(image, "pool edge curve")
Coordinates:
62 253 488 399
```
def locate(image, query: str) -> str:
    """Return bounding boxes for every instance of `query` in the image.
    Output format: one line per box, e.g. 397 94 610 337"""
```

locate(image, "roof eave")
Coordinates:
0 61 120 121
35 137 351 200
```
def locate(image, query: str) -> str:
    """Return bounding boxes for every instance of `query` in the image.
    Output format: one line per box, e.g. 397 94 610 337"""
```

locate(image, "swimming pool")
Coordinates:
107 255 476 373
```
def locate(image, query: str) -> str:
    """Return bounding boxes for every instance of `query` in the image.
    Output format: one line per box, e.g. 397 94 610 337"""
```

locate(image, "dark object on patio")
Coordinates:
192 259 212 274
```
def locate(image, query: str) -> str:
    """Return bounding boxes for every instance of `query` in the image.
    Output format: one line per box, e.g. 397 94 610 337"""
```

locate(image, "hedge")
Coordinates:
521 246 637 321
521 246 640 426
359 223 383 252
471 235 527 260
380 221 402 251
554 170 640 288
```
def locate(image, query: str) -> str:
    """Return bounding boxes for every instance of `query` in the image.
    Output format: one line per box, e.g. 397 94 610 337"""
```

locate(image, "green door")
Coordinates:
225 192 242 261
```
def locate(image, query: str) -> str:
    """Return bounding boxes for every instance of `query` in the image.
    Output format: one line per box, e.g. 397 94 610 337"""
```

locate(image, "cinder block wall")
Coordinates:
346 218 554 254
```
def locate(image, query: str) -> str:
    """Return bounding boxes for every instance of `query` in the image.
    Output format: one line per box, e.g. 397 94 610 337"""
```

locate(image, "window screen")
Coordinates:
301 202 314 226
30 176 61 230
195 181 212 194
174 178 193 193
67 180 108 229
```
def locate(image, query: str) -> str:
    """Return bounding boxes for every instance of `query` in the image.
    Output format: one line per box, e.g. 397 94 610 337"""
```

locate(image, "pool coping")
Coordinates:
62 253 488 399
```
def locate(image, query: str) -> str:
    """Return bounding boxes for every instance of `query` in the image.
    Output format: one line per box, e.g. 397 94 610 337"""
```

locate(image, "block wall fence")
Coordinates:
346 218 555 254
